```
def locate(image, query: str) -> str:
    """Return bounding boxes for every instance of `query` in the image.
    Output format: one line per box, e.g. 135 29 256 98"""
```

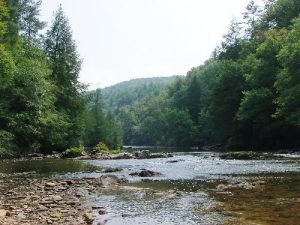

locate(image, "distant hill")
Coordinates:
100 76 181 110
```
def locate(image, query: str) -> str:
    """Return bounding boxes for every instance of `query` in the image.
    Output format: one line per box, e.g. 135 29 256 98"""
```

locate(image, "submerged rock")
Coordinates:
129 169 162 177
167 159 185 163
217 180 266 191
97 175 127 187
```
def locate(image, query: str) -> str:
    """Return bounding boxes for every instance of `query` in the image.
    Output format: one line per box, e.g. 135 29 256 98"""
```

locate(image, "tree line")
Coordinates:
1 0 299 154
110 0 300 150
0 0 121 155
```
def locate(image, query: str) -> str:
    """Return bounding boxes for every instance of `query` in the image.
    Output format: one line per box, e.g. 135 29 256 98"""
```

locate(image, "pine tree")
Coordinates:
45 5 85 148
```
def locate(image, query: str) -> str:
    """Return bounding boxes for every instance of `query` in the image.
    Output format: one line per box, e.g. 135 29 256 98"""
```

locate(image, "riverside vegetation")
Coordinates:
1 0 300 156
0 0 300 224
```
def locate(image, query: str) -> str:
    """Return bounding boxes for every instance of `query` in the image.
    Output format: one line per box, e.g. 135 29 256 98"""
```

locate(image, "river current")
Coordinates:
1 151 300 224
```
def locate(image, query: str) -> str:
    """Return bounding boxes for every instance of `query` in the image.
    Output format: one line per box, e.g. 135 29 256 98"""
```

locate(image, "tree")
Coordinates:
18 0 45 46
0 0 9 41
45 5 85 148
275 18 300 127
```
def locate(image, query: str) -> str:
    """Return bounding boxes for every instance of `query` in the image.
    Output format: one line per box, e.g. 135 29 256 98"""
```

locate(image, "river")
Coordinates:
1 151 300 224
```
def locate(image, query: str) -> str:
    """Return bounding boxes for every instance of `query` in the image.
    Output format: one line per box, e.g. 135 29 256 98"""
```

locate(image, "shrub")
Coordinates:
95 142 109 153
62 146 85 158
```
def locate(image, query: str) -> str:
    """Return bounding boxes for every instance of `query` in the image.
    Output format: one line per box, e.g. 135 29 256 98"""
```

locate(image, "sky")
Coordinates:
40 0 255 89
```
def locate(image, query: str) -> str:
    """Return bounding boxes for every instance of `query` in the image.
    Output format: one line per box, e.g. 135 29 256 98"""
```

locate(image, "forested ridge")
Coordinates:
1 0 300 155
103 0 300 149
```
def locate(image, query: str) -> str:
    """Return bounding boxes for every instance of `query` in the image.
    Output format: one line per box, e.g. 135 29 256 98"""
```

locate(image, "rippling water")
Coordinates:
1 152 300 224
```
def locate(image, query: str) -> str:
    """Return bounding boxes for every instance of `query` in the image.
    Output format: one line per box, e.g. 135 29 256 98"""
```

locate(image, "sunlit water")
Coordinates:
1 152 300 224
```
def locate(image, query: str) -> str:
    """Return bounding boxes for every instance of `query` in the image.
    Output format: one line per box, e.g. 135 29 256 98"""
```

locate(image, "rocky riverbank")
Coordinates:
0 172 129 225
1 150 173 161
75 150 173 160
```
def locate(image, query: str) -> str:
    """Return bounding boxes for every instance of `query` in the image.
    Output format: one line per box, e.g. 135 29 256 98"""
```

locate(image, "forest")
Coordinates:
0 0 121 154
0 0 300 155
101 0 300 150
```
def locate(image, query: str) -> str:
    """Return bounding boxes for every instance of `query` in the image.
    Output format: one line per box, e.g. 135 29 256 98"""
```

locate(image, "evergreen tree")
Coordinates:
45 5 85 148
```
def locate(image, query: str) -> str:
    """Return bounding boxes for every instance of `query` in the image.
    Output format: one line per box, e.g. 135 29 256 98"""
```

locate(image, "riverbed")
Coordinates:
1 151 300 224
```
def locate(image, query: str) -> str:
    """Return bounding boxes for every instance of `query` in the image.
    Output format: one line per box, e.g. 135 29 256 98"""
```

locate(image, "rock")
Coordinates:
40 198 54 205
52 195 63 202
133 150 173 159
216 180 265 191
219 151 264 160
134 150 151 159
109 153 133 160
102 168 122 173
97 175 125 187
27 153 44 158
75 191 84 198
129 170 162 177
167 159 184 163
84 213 93 224
0 209 7 218
92 205 105 210
98 208 106 215
97 220 108 225
45 182 56 187
65 180 75 185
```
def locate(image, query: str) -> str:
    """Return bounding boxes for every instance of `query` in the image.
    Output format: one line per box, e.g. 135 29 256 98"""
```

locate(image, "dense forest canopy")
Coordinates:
0 0 121 154
0 0 300 155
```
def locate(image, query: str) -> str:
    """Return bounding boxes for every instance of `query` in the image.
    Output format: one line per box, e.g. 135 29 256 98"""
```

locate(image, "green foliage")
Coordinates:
101 76 180 111
0 130 15 155
81 89 123 150
1 0 300 153
45 5 86 149
0 0 9 40
62 146 85 158
113 0 300 149
95 142 109 152
274 18 300 127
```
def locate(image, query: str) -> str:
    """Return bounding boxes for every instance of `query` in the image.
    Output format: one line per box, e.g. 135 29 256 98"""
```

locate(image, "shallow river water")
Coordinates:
1 151 300 225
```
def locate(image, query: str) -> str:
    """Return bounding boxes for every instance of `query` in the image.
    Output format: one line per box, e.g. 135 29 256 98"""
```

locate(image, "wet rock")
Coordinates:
84 213 93 224
97 175 126 187
75 191 84 198
129 170 162 177
97 220 108 225
102 168 122 173
92 205 105 210
133 150 173 159
217 180 265 191
134 150 151 159
167 159 185 163
98 208 106 215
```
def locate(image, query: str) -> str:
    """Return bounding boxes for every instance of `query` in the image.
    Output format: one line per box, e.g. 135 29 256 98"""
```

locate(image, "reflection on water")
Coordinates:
0 159 101 175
